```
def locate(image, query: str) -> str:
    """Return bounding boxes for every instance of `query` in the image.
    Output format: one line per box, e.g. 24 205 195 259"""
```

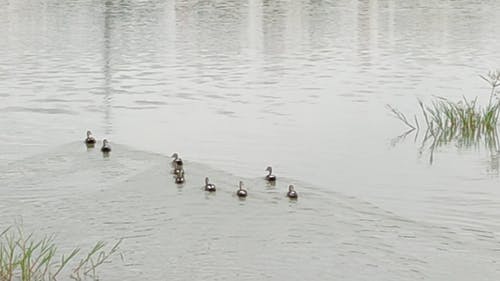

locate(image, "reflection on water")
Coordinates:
2 0 500 279
392 127 500 174
103 0 113 135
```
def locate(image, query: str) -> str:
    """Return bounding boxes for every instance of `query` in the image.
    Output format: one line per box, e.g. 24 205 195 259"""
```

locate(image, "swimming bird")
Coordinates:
101 139 111 153
175 170 185 184
287 184 298 199
204 177 216 192
265 166 276 182
85 130 96 144
171 153 183 168
236 181 247 198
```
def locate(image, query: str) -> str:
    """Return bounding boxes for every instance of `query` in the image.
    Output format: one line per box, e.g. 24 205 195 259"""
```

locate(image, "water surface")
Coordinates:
1 0 500 279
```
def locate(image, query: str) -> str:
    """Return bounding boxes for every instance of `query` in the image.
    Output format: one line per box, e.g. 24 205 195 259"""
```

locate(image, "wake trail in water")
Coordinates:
0 142 498 281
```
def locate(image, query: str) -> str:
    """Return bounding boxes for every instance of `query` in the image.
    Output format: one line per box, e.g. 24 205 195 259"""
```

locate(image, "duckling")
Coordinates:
85 130 96 144
101 139 111 153
287 184 298 199
171 153 183 168
204 177 216 192
236 181 247 198
175 170 185 184
265 166 276 182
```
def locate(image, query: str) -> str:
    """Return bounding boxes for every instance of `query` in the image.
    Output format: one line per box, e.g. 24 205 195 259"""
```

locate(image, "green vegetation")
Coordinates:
388 71 500 134
0 225 122 281
388 71 500 164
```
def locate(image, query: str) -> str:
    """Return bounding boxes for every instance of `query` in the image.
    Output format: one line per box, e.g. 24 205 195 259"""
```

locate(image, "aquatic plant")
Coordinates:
0 225 122 281
388 71 500 133
388 71 500 165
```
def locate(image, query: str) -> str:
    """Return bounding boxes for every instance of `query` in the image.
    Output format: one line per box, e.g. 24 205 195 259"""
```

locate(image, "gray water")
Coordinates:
1 0 500 280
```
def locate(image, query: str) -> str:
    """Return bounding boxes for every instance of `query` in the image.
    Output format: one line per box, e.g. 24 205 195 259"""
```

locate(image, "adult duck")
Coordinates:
236 181 247 198
287 185 298 199
265 166 276 182
204 177 216 192
85 130 96 145
101 139 111 153
171 153 183 168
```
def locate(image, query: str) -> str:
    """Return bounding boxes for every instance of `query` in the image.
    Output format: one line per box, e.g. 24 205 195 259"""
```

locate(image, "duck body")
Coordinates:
265 166 277 182
85 137 96 145
101 139 111 153
266 174 276 182
205 183 216 192
174 158 183 167
237 189 247 197
236 181 247 198
175 171 185 184
204 177 216 192
287 185 298 199
85 130 96 144
175 176 185 184
173 167 183 176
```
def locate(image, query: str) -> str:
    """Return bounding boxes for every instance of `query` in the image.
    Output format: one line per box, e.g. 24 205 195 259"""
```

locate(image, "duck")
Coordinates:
204 177 216 192
265 166 276 182
85 130 96 144
101 139 111 153
287 184 298 199
175 170 185 184
171 153 183 168
236 181 247 198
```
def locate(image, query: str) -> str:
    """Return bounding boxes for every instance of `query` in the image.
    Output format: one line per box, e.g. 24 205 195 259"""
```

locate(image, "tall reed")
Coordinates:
389 72 500 136
388 71 500 164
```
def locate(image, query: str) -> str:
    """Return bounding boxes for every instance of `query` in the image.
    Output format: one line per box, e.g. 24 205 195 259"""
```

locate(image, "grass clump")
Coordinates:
388 70 500 134
0 225 122 281
388 71 500 164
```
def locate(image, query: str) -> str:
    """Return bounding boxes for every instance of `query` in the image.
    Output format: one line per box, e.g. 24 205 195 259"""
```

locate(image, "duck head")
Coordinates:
265 166 273 175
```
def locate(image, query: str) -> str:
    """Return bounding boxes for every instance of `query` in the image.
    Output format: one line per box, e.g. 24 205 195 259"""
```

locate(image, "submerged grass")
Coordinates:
388 71 500 164
0 225 122 281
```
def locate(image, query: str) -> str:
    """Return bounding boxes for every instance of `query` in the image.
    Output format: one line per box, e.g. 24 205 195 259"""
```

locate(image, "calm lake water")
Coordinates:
1 0 500 280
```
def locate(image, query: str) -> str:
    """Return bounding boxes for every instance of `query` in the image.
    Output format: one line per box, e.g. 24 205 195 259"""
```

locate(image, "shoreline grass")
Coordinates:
0 225 122 281
388 71 500 164
389 71 500 134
